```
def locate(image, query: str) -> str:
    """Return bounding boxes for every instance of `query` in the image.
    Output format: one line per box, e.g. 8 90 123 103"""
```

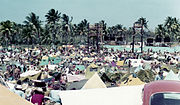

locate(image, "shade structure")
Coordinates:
164 70 179 81
60 85 144 105
0 84 33 105
52 57 61 64
85 63 100 79
134 65 144 73
42 56 48 60
121 75 145 86
66 79 88 90
20 71 41 81
82 73 106 89
39 59 49 66
67 74 86 83
75 65 85 71
116 61 124 66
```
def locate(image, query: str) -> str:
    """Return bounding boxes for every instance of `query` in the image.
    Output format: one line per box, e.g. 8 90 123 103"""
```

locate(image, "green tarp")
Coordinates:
48 57 61 64
52 57 61 64
75 65 85 71
40 59 49 66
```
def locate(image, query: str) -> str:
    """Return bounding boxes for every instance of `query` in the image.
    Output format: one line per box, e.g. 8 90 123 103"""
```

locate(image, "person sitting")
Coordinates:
13 85 25 98
49 84 62 104
31 88 44 105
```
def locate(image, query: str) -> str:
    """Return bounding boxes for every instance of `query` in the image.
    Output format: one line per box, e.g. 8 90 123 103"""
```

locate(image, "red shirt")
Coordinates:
31 94 44 105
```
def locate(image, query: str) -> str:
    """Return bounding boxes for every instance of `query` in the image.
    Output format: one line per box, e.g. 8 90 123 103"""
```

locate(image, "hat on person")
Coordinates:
15 85 23 89
22 83 28 90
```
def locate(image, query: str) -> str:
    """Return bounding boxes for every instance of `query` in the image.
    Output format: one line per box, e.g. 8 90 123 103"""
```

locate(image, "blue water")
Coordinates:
104 45 180 53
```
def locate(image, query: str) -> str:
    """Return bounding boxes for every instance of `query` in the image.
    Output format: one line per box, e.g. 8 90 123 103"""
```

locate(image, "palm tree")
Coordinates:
45 9 61 44
99 20 107 43
164 16 180 41
137 17 148 52
0 20 14 47
45 9 61 24
61 14 73 44
78 19 89 44
155 24 167 40
24 12 42 44
138 17 148 29
22 25 36 61
41 27 52 45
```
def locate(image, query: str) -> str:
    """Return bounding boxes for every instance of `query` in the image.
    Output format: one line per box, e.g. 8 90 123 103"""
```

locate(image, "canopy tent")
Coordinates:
116 61 124 66
66 79 88 90
134 65 144 73
48 65 58 70
0 84 33 105
82 73 106 89
51 57 61 64
20 71 41 81
67 74 86 83
75 65 85 71
9 61 21 67
161 65 169 71
60 85 144 105
82 57 94 62
143 63 151 70
39 59 49 66
178 72 180 80
20 70 41 77
121 75 145 86
164 70 179 81
85 63 100 79
42 56 49 60
125 59 143 67
48 56 56 63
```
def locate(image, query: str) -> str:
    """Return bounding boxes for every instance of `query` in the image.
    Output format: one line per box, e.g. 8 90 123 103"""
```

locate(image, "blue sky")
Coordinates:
0 0 180 30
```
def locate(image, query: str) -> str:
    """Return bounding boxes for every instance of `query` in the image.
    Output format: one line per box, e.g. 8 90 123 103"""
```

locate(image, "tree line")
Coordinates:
0 9 180 46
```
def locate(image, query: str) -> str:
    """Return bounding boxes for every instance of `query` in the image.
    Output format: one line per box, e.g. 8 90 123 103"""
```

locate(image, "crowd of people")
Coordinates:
0 45 179 105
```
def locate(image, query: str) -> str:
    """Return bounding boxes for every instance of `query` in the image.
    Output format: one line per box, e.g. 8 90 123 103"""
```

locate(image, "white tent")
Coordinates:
59 85 144 105
164 70 179 81
20 70 41 77
67 74 86 83
82 72 106 89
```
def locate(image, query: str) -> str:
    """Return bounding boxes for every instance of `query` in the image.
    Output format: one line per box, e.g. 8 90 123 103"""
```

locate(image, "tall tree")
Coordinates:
22 25 36 49
164 17 180 41
0 20 14 46
24 12 42 44
138 17 148 29
45 9 61 24
45 9 61 44
61 14 73 44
